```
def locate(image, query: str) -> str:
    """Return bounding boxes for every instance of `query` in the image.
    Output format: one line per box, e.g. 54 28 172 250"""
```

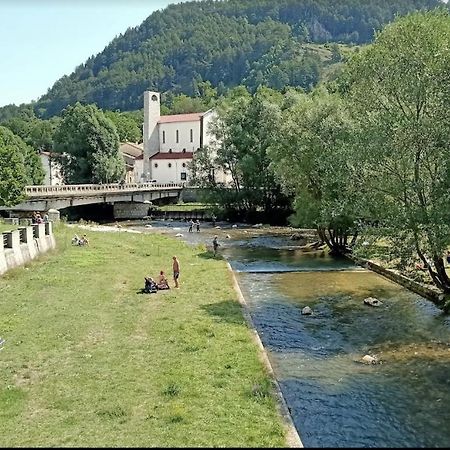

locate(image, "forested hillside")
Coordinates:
2 0 446 119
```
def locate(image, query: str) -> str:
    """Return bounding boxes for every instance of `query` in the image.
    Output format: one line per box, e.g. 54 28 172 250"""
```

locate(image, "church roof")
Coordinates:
158 112 204 124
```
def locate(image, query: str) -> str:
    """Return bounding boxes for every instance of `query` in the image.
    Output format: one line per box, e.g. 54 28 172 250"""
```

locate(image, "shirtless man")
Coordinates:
172 255 180 288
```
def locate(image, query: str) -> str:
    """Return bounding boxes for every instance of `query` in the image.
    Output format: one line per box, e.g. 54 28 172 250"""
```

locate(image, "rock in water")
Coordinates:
301 306 313 315
364 297 383 307
362 354 378 364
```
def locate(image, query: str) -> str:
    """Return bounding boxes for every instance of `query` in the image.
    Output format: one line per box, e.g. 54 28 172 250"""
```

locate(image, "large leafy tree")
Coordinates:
344 10 450 297
53 103 125 184
0 126 44 206
190 86 291 222
104 110 142 143
269 88 364 255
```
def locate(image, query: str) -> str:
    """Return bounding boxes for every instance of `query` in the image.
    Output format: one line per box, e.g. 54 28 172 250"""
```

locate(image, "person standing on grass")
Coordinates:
196 219 200 232
172 255 180 288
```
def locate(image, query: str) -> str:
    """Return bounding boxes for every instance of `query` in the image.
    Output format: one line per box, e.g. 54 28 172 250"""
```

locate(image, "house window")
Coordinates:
154 163 158 168
176 130 179 143
181 172 187 181
190 129 193 142
162 130 165 144
182 148 186 153
168 163 172 168
182 163 186 168
169 148 172 153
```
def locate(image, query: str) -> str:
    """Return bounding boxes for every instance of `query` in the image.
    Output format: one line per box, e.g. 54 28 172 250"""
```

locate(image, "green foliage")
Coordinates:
345 9 450 292
191 86 291 222
268 88 362 253
0 126 44 206
1 108 60 152
0 0 440 119
53 103 125 184
104 110 142 142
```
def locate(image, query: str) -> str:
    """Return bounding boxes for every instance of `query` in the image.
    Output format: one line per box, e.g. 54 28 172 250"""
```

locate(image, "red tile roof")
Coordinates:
150 152 193 160
158 112 204 124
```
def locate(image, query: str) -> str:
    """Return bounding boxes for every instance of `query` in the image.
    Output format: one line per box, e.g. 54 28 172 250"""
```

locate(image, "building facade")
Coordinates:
142 91 220 184
39 151 64 185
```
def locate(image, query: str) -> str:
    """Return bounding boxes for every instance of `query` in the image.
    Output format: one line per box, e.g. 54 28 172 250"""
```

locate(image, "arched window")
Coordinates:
154 163 158 168
182 148 186 153
169 148 172 153
151 94 158 101
168 163 172 168
182 163 186 168
176 130 179 143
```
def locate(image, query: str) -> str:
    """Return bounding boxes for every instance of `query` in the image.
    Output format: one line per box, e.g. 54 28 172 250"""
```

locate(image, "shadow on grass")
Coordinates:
136 288 157 295
201 299 246 325
196 251 223 260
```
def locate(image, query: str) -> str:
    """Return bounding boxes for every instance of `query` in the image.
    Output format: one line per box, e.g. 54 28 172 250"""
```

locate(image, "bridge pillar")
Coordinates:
47 209 60 222
113 203 149 220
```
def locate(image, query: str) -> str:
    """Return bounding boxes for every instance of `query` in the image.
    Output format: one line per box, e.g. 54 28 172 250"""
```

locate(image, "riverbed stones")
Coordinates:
364 297 383 307
362 354 379 364
301 306 313 315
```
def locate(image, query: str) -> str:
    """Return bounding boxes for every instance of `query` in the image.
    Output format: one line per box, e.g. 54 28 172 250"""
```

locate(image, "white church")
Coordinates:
141 91 222 185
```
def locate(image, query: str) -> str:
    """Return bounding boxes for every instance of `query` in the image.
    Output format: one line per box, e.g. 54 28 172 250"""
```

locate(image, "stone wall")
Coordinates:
0 222 56 275
351 255 447 308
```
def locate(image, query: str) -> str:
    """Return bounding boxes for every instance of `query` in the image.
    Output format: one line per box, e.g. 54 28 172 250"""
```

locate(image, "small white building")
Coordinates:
142 91 227 184
119 142 144 183
39 151 64 185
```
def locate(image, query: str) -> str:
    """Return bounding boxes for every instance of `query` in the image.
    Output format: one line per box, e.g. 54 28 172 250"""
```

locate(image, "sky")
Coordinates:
0 0 180 107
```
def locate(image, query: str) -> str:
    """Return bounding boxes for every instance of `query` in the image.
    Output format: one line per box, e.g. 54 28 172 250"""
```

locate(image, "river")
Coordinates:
128 220 450 448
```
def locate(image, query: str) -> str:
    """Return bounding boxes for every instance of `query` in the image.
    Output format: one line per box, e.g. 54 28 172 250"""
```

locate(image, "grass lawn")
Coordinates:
0 221 18 233
0 224 287 447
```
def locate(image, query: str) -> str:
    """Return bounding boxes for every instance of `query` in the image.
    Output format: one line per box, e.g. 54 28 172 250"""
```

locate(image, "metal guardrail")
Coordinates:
24 182 185 198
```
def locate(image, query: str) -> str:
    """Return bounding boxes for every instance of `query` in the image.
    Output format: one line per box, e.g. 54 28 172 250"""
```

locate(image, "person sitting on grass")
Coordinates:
144 277 158 294
157 270 170 290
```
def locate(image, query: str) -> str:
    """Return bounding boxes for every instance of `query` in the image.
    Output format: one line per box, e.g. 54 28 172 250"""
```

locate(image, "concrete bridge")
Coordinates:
1 183 185 219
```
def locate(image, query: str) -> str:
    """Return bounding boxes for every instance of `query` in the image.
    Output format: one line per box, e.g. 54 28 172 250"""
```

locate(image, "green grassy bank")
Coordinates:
0 224 286 447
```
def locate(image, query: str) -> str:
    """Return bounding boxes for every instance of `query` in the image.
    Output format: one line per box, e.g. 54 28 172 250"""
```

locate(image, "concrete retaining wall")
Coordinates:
0 222 56 275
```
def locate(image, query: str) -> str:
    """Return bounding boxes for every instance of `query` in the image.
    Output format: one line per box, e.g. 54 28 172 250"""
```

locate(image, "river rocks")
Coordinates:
301 306 313 315
232 224 238 228
364 297 383 307
290 233 305 241
175 233 184 237
362 354 379 365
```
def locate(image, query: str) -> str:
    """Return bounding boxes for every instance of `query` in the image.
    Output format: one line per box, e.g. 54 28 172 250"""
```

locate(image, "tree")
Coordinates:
104 110 142 143
344 10 450 299
190 86 291 222
269 88 363 255
53 103 125 184
0 126 44 206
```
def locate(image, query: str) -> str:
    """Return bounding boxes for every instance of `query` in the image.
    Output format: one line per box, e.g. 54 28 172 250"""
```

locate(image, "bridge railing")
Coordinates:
25 182 185 198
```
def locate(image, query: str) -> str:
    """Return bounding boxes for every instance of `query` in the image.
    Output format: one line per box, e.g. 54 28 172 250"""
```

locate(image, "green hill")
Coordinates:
1 0 446 119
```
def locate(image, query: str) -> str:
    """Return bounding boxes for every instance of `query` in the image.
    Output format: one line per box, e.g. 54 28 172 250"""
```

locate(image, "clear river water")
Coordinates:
129 220 450 448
